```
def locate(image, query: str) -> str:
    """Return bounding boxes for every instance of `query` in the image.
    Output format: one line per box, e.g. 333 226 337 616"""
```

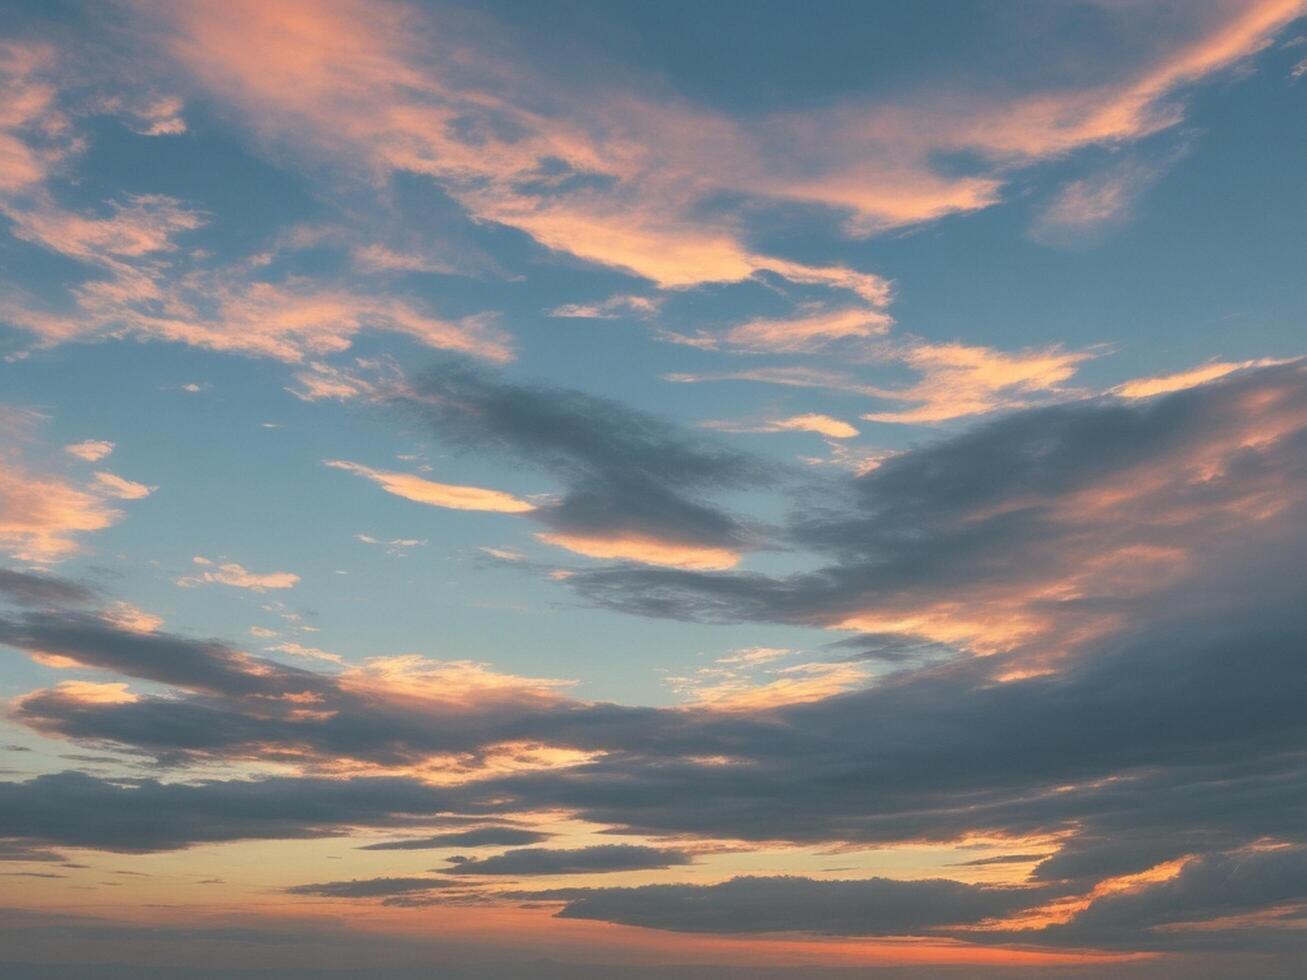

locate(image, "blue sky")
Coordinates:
2 2 1307 976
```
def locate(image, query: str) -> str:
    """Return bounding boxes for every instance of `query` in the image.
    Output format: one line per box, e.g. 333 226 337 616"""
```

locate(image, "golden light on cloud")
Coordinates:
725 307 891 353
0 460 122 562
2 2 1305 973
535 532 741 570
1112 358 1295 399
325 460 535 513
39 680 139 704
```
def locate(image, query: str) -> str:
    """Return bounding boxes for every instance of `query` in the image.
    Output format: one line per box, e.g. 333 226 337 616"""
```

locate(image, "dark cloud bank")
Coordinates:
3 364 1307 964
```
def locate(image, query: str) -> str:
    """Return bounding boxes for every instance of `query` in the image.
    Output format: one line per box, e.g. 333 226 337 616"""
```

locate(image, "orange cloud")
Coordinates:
724 306 891 353
669 660 868 710
1111 358 1296 399
535 532 740 570
325 460 535 513
861 342 1095 424
673 342 1094 423
772 414 860 439
548 294 661 319
100 602 164 633
18 680 139 706
339 654 573 709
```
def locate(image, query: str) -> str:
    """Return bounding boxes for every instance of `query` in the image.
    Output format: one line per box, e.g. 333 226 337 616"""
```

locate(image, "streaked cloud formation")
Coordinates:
1 2 1305 977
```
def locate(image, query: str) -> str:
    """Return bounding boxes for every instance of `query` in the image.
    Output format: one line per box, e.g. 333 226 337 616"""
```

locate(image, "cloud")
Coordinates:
394 361 770 566
445 844 691 876
34 680 137 705
666 659 869 710
0 41 514 370
0 772 457 852
356 533 427 556
90 471 155 500
0 840 64 863
0 458 122 562
702 415 859 439
267 641 344 666
136 0 1297 305
576 364 1307 652
1111 357 1295 399
0 596 596 774
532 874 1053 936
1029 146 1189 247
286 876 456 898
532 533 741 571
860 342 1095 424
178 557 299 592
1009 847 1307 951
665 366 882 396
62 440 114 463
722 306 892 353
359 827 551 850
325 460 535 513
548 295 661 319
670 341 1095 424
5 367 1307 953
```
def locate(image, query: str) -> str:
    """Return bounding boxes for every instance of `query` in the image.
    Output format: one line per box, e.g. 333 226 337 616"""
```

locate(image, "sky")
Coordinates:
1 0 1306 976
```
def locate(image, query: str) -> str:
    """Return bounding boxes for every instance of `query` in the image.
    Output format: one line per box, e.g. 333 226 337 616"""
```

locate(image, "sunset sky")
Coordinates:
2 1 1307 977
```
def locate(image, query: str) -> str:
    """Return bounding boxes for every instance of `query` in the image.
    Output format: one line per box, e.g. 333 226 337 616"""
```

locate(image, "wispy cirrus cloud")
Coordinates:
548 294 661 320
1110 357 1297 398
670 341 1096 423
129 0 1295 330
1029 145 1191 247
701 414 859 439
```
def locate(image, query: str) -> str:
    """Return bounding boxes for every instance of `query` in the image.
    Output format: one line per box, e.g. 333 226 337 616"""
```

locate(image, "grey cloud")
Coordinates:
0 771 459 852
990 847 1307 952
0 612 332 700
445 844 691 876
0 839 64 862
568 364 1307 633
285 876 457 898
0 569 95 608
530 874 1055 935
4 366 1307 952
359 827 551 850
398 360 772 551
950 853 1050 867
